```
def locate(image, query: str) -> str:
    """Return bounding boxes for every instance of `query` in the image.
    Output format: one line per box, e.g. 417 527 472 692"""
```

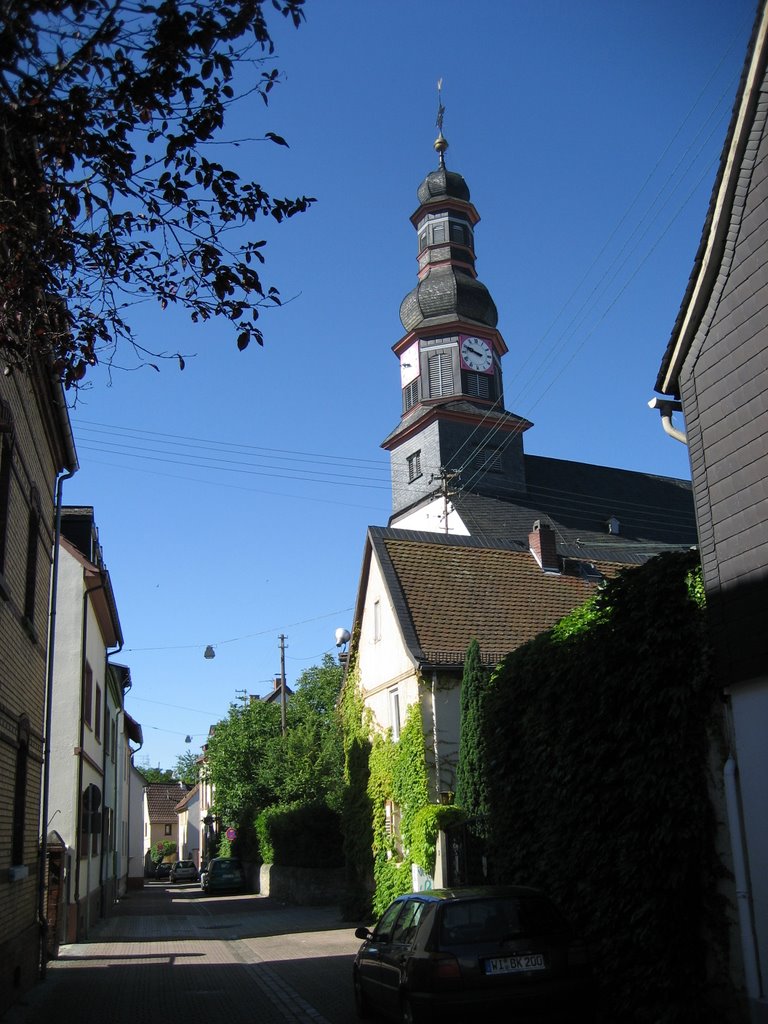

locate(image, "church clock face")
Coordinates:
460 335 493 374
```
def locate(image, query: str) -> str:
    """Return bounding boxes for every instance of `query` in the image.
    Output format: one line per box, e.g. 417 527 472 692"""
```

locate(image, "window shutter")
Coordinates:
428 352 454 397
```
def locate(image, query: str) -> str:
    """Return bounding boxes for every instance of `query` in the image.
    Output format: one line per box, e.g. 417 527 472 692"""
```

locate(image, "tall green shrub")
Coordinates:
475 552 729 1023
455 638 489 830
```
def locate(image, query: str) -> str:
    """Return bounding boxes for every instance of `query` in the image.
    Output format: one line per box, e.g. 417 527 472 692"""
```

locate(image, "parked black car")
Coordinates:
353 886 594 1023
155 861 173 880
202 857 246 895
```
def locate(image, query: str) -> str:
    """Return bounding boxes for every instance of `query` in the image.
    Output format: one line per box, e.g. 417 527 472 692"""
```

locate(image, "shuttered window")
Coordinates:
465 371 491 399
403 379 419 411
428 352 454 397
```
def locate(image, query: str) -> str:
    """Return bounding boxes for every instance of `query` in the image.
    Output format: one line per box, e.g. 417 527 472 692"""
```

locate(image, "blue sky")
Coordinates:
64 0 758 771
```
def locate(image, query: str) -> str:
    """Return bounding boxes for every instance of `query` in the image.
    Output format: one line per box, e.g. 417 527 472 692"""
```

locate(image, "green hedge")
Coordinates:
254 801 344 868
472 551 733 1023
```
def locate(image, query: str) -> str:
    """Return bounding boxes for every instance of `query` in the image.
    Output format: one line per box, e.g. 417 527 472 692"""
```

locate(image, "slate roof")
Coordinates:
364 527 627 668
145 783 189 824
390 453 697 561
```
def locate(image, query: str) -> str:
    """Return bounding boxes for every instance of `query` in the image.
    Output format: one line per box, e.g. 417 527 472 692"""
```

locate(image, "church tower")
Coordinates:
383 113 532 518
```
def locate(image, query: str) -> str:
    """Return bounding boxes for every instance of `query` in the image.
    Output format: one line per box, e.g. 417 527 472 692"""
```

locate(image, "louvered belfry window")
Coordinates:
428 351 454 397
465 371 491 399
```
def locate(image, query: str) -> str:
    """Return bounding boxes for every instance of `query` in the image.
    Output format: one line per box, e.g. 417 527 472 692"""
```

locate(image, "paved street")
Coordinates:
2 881 363 1024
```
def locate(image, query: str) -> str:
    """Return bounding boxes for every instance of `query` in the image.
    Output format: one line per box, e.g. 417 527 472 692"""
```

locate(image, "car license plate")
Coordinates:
484 953 546 975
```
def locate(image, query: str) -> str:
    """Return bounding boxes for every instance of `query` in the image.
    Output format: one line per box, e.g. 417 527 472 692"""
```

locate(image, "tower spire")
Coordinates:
434 78 448 166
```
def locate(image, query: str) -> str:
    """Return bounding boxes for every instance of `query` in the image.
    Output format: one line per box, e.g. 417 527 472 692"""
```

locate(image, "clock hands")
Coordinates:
465 344 484 358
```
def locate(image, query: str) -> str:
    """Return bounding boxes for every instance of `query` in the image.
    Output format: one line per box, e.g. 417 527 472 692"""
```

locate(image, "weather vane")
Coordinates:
435 77 448 165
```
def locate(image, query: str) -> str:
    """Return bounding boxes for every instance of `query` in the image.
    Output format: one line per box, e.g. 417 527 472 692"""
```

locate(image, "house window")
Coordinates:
94 686 102 742
23 489 41 630
403 378 419 412
373 600 381 643
407 451 422 482
164 824 172 836
384 800 403 858
81 784 101 857
428 351 454 397
83 663 93 728
389 687 401 741
11 719 30 866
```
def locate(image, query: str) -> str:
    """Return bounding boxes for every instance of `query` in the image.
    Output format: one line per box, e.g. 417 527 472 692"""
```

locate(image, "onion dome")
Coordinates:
400 266 498 332
417 165 471 206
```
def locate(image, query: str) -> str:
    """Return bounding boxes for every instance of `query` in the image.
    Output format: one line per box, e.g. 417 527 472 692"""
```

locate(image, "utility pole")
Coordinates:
430 467 460 535
278 634 287 736
234 689 247 706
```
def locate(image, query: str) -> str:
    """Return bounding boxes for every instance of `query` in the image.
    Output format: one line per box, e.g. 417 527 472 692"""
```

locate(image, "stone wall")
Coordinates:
258 864 347 905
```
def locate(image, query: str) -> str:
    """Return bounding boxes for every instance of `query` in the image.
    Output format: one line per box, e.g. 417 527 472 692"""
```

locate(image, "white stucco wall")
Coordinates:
127 765 145 882
49 545 85 852
357 553 420 735
390 496 470 535
356 552 464 799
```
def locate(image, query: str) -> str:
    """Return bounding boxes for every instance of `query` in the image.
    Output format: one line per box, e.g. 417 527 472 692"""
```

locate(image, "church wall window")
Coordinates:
449 221 470 246
403 379 419 412
472 446 502 474
431 221 446 244
407 450 422 482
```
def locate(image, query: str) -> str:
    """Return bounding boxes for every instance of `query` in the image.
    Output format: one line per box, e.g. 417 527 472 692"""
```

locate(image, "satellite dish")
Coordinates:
335 627 351 648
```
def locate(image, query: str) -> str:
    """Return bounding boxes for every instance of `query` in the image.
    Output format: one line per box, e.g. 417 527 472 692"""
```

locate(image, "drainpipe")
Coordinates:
39 466 75 978
724 753 763 1000
648 397 687 444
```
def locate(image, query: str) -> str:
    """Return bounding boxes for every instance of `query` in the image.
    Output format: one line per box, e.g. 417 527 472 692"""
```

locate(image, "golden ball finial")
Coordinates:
434 131 449 155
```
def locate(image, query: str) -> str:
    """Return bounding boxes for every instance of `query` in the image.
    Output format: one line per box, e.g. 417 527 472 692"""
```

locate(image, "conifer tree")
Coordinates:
455 638 489 828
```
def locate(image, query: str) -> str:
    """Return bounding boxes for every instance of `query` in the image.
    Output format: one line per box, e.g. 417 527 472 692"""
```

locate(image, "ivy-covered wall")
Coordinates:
466 551 739 1023
341 663 465 918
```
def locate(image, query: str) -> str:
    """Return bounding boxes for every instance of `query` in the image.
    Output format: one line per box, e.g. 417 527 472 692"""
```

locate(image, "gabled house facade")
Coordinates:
175 783 200 865
353 525 635 802
48 507 124 942
653 5 768 1019
0 357 77 1013
143 782 188 868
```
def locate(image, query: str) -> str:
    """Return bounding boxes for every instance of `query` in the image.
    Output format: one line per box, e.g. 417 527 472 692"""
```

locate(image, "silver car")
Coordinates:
169 859 198 883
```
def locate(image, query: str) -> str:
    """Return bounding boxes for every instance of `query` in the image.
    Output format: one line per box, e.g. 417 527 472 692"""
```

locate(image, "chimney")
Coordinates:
529 520 560 573
273 675 281 691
